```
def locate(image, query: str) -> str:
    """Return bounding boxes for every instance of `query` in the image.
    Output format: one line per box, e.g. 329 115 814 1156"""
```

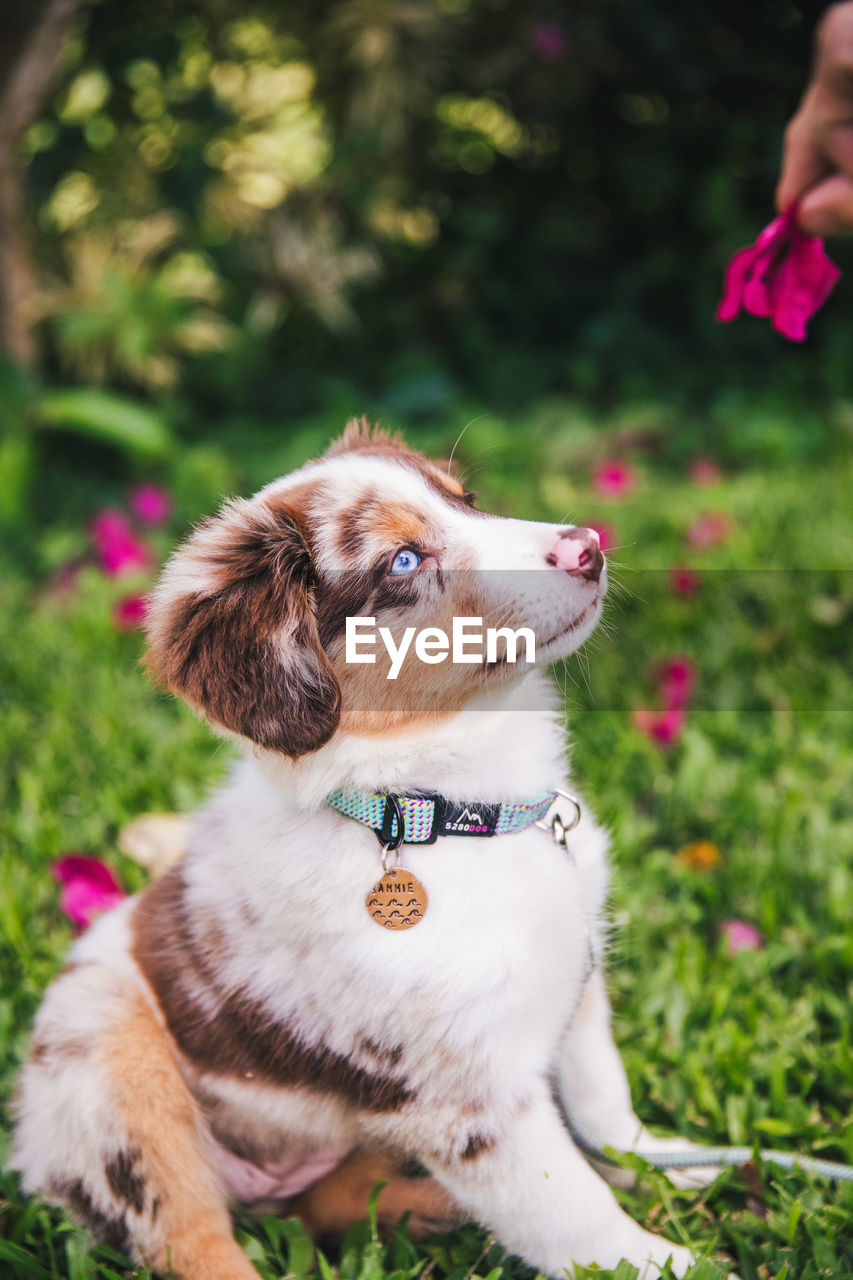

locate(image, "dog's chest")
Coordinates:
245 829 592 1085
419 833 591 1028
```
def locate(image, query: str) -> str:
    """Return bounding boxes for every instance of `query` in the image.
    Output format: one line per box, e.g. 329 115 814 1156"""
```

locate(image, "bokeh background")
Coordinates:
2 0 853 471
2 4 853 1279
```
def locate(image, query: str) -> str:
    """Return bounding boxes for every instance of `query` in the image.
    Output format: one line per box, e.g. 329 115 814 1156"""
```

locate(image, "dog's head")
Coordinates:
145 419 606 755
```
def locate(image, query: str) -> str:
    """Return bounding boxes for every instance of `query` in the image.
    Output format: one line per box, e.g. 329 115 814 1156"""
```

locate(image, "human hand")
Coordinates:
776 2 853 235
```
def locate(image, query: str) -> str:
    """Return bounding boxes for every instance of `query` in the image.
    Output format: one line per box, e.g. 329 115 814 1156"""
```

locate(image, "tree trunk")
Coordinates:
0 0 83 368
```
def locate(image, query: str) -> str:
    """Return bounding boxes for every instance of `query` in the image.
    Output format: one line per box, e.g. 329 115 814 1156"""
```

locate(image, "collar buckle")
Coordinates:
375 792 445 850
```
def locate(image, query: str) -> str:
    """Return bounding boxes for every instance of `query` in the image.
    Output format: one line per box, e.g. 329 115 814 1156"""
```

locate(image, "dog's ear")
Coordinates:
145 492 340 757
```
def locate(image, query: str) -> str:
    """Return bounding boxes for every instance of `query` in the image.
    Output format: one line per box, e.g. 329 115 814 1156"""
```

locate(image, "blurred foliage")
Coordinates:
10 0 850 431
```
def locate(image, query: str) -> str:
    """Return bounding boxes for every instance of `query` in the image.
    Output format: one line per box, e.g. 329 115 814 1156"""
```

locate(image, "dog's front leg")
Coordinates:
557 970 721 1189
364 1083 695 1279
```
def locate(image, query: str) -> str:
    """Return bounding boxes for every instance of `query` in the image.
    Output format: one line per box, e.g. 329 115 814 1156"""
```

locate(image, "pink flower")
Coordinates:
659 656 695 710
719 919 764 954
716 204 840 342
670 566 699 598
632 706 685 747
51 856 126 931
689 458 722 486
593 461 636 499
532 22 568 62
587 521 616 552
686 511 733 550
129 484 172 526
113 593 148 631
91 510 150 577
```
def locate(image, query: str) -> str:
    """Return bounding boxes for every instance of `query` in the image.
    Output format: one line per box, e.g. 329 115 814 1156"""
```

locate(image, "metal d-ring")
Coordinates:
377 794 405 869
536 788 582 849
380 841 397 872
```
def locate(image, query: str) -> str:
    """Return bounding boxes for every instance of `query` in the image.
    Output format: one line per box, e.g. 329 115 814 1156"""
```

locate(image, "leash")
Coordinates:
533 797 853 1185
551 1086 853 1183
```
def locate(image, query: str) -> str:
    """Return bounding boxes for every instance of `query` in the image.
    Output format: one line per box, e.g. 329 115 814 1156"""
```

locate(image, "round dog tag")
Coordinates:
365 867 428 929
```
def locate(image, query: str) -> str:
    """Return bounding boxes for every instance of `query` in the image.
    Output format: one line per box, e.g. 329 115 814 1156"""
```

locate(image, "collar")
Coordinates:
326 789 558 847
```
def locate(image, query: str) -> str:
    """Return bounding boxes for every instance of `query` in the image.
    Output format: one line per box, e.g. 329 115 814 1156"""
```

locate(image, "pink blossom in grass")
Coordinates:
690 457 722 486
587 520 616 552
670 565 700 598
129 484 172 526
91 510 150 577
51 856 126 931
686 511 733 550
632 706 685 747
659 656 696 710
719 918 764 954
113 593 148 631
593 460 637 499
532 22 568 62
716 204 840 342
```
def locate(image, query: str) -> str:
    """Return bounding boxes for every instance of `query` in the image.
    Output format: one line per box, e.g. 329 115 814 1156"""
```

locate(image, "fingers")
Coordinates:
775 2 853 232
797 170 853 234
775 98 829 214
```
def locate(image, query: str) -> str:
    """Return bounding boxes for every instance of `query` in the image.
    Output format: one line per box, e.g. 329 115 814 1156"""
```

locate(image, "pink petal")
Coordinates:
113 594 149 631
770 234 841 342
716 212 791 321
670 566 700 597
593 461 636 499
741 241 786 318
719 918 764 954
91 509 150 577
129 484 172 526
717 205 840 340
632 706 684 746
659 656 695 709
51 856 126 931
686 511 733 549
716 243 761 322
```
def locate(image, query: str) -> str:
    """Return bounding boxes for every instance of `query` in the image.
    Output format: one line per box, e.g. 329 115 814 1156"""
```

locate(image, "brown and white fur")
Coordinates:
12 421 723 1279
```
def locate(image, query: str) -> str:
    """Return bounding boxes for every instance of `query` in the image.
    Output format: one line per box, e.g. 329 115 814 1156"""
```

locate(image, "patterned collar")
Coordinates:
326 789 557 847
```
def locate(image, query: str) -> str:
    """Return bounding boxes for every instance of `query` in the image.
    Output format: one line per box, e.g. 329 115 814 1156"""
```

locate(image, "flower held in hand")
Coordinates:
717 204 840 342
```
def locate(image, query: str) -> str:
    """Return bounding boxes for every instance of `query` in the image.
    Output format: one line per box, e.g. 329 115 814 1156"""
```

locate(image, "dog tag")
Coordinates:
365 867 428 930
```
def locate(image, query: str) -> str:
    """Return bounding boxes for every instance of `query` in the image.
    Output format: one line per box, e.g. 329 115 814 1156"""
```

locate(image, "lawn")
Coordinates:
1 398 852 1280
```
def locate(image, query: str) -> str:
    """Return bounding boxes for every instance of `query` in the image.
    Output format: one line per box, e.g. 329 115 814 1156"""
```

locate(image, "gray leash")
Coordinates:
541 794 853 1185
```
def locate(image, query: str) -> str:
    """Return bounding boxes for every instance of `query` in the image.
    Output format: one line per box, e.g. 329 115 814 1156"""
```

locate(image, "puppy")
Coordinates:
12 421 720 1279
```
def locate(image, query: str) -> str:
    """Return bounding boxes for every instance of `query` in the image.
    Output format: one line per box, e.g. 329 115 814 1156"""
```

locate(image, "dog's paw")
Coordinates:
630 1237 695 1279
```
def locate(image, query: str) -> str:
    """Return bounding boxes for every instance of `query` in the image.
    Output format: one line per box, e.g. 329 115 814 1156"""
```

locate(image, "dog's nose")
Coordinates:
546 528 604 582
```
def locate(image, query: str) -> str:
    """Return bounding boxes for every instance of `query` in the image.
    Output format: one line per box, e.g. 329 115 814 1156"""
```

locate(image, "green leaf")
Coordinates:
0 1241 54 1278
277 1217 315 1277
37 388 173 459
64 1233 94 1280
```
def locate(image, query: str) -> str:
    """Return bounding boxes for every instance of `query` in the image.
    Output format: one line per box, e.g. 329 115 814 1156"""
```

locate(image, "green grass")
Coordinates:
1 399 852 1280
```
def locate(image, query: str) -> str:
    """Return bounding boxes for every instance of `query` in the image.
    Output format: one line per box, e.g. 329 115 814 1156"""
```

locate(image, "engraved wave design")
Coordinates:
378 907 423 927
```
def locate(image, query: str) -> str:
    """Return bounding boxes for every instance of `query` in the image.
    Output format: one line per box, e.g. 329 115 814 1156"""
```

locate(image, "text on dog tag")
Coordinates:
365 867 428 930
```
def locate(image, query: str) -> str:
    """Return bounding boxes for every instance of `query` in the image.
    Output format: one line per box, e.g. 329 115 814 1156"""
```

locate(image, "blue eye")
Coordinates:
390 549 421 576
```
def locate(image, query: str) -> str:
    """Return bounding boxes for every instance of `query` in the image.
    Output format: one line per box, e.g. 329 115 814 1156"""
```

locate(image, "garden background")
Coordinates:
1 1 853 1278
